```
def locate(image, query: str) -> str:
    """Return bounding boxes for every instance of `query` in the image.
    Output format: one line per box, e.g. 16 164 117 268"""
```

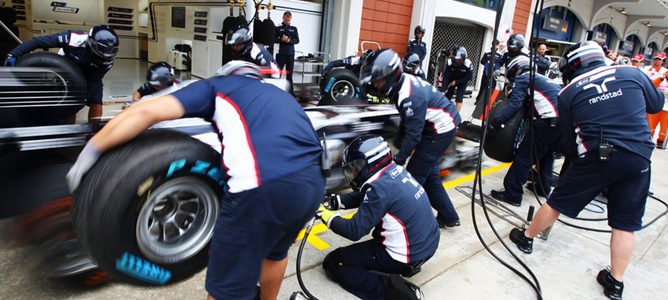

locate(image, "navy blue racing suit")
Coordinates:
9 30 113 106
492 73 561 203
392 74 461 223
440 58 473 103
548 63 664 231
170 75 324 299
323 163 439 300
477 50 502 104
275 22 299 85
237 42 280 78
407 39 427 65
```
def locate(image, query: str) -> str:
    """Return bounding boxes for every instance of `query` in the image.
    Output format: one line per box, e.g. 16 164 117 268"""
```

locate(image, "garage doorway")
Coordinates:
427 17 485 88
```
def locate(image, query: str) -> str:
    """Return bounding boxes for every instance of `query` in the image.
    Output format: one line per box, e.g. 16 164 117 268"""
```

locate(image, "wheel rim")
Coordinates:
136 176 219 264
330 80 355 100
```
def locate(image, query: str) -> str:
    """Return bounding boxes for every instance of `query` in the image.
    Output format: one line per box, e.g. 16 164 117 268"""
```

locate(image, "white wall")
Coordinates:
329 0 362 60
542 0 594 29
625 21 649 45
32 0 102 25
590 6 627 43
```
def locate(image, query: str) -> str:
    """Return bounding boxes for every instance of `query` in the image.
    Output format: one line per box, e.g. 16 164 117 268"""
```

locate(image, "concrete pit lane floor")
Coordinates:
1 63 667 299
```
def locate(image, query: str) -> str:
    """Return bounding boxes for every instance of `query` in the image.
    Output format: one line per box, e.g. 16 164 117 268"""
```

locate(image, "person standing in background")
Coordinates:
643 52 668 149
275 11 299 92
408 26 427 66
534 43 551 75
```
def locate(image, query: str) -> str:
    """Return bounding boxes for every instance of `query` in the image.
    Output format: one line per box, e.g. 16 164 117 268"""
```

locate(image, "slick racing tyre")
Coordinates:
10 51 87 126
319 68 363 105
72 130 223 285
484 100 527 162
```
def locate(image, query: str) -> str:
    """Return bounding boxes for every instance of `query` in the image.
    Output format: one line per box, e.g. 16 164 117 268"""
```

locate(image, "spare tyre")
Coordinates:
483 100 527 162
318 68 363 105
0 52 87 127
72 130 223 285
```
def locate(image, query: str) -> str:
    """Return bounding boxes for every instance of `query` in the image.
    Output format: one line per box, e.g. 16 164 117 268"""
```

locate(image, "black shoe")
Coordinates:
509 228 533 254
525 182 548 197
437 218 461 228
597 268 623 300
490 190 521 207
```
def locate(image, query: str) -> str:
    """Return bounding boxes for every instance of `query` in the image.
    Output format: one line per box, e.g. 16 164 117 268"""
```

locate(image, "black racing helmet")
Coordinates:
507 33 525 52
146 62 176 88
403 52 421 74
225 25 253 55
558 41 606 84
414 25 426 36
505 55 531 82
86 25 119 62
453 46 468 61
360 49 374 61
341 135 393 192
359 48 403 96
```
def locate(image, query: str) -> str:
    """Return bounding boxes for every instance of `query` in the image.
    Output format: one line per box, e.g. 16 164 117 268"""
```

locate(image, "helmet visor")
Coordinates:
342 159 365 190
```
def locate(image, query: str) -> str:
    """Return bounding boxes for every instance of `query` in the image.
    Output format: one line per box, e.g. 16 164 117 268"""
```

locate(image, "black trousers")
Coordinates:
323 240 412 300
276 54 295 86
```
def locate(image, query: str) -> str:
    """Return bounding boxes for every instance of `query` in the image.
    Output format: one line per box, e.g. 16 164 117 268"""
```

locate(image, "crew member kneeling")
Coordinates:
319 135 439 300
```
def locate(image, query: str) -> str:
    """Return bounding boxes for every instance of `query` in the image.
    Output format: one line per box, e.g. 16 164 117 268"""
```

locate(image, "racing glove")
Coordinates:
393 155 407 166
316 204 339 227
4 54 16 66
66 142 102 192
324 194 344 210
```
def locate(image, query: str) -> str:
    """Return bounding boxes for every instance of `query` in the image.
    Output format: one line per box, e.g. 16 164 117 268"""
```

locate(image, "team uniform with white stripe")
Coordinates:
392 74 461 224
329 163 439 264
9 30 113 105
548 63 664 232
559 65 663 160
170 75 324 299
245 42 280 78
394 74 459 162
491 72 561 204
171 75 321 193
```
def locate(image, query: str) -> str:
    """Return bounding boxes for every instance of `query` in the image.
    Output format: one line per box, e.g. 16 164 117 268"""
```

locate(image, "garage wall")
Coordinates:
358 0 413 57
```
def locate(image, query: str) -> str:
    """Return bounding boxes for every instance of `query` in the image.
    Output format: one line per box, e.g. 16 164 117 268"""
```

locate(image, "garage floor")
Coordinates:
1 59 667 299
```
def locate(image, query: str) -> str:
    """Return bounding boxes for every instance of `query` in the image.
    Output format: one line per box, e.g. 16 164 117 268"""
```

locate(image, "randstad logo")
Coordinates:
583 77 622 104
588 88 623 104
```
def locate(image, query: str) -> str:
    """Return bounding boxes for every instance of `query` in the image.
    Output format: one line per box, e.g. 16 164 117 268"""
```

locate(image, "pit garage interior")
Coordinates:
1 0 668 299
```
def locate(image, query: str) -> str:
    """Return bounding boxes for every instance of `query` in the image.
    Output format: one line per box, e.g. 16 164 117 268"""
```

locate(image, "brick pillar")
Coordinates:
359 0 414 57
512 0 533 36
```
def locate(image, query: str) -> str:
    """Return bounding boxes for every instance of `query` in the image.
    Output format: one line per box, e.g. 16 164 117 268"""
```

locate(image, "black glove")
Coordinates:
324 193 343 210
393 155 406 166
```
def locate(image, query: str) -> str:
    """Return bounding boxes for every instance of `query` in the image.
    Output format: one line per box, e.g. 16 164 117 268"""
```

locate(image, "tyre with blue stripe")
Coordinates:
72 129 223 285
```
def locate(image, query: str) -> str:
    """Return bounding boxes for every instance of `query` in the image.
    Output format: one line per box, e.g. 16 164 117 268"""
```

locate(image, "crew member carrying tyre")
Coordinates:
319 135 438 300
225 24 280 79
4 25 119 126
508 41 664 300
439 46 473 111
132 61 179 101
66 61 325 300
361 48 461 228
489 55 560 206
